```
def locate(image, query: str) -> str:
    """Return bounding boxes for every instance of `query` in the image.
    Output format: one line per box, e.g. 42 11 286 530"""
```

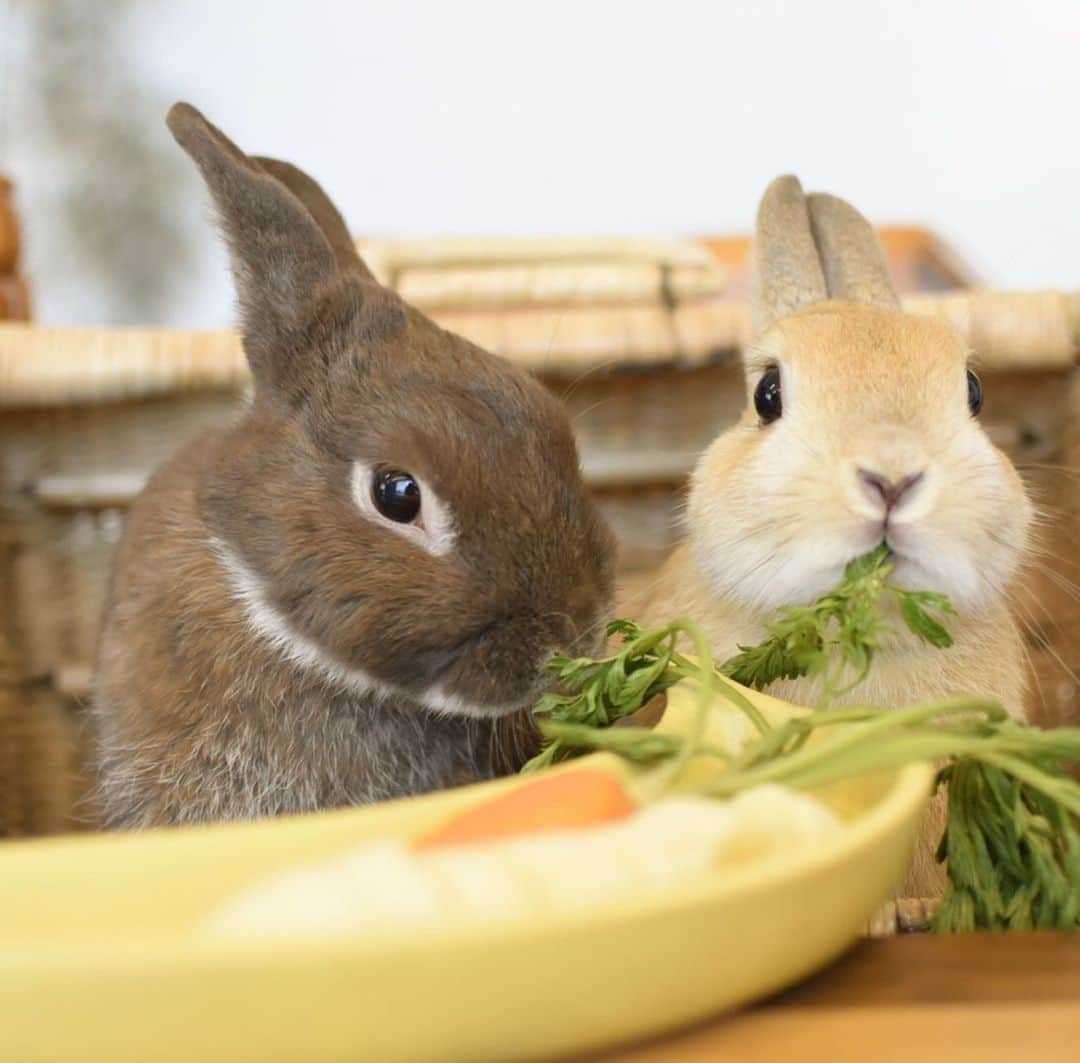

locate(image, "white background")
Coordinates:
7 0 1080 326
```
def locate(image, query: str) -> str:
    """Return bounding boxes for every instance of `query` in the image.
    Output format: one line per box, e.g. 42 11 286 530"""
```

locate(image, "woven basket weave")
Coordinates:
0 178 31 322
1 234 1078 842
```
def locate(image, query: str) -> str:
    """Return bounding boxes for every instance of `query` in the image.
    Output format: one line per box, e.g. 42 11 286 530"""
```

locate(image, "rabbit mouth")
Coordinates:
419 611 582 717
424 645 560 720
857 538 921 587
880 546 951 600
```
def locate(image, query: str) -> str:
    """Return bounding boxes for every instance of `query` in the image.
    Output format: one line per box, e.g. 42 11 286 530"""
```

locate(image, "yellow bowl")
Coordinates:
0 680 932 1062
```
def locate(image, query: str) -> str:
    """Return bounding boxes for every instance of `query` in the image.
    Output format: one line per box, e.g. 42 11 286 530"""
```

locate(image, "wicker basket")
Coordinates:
0 177 31 323
1 235 1078 839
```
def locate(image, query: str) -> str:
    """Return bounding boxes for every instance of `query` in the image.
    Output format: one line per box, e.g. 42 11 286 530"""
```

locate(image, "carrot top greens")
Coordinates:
525 547 1080 932
721 544 955 700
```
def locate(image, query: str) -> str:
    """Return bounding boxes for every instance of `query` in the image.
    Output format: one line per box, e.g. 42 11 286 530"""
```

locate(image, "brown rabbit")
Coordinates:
634 176 1033 897
92 104 615 828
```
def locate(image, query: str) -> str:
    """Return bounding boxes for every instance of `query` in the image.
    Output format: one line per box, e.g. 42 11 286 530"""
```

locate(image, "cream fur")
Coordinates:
630 180 1033 901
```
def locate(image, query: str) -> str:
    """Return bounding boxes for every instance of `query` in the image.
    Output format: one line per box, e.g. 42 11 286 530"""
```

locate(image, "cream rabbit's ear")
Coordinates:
754 176 900 331
806 192 899 310
754 175 828 330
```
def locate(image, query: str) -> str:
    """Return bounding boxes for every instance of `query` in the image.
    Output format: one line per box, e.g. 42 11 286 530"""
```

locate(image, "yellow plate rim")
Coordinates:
2 756 934 973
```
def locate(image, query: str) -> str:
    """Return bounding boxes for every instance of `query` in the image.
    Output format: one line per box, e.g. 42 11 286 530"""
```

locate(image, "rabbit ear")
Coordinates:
754 175 828 330
166 102 351 400
251 155 374 281
806 192 899 310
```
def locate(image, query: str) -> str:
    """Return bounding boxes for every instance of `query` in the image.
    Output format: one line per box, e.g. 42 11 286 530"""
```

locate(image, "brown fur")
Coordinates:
92 104 615 828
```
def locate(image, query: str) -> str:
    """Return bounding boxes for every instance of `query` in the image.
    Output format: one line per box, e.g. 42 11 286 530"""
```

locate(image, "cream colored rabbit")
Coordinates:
633 176 1032 897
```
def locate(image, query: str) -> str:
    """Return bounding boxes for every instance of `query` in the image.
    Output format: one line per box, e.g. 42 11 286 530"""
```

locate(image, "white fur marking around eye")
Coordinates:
350 462 456 557
210 538 501 719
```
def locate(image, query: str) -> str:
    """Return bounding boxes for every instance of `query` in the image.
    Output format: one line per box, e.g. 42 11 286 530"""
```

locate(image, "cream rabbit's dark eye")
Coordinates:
754 368 783 424
967 368 983 415
372 469 421 523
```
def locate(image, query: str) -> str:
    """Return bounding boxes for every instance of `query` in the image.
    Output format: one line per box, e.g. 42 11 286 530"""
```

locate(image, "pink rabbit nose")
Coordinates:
857 469 925 512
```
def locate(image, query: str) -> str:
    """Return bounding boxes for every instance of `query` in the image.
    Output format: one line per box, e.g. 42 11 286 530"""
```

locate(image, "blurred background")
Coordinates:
3 0 1080 326
2 0 1079 837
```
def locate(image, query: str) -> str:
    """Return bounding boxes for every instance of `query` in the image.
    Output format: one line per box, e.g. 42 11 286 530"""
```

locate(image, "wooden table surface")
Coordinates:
590 933 1080 1062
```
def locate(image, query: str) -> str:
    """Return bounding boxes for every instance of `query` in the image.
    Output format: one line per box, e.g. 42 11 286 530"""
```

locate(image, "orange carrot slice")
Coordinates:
415 769 637 850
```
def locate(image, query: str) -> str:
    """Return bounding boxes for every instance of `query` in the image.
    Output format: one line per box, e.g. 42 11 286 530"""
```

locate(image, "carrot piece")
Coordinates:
415 769 637 850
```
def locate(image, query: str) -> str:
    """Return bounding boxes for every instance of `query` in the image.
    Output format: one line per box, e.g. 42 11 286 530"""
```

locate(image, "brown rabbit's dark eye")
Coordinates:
754 368 783 424
967 368 983 415
372 469 421 523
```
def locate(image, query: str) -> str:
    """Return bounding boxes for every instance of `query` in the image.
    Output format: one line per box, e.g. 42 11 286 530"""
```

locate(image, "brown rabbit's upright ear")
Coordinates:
754 175 828 330
166 102 356 403
251 155 375 281
806 192 900 310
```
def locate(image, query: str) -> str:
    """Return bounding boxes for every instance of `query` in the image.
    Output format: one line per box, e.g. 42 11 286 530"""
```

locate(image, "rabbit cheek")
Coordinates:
863 423 1027 610
689 419 868 610
899 444 1030 610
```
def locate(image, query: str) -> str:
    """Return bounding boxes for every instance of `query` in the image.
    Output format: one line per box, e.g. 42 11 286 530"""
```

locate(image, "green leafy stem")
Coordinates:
523 546 1080 933
721 544 955 701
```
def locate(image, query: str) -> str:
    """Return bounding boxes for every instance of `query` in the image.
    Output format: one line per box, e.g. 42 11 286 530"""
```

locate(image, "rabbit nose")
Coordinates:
857 468 925 512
